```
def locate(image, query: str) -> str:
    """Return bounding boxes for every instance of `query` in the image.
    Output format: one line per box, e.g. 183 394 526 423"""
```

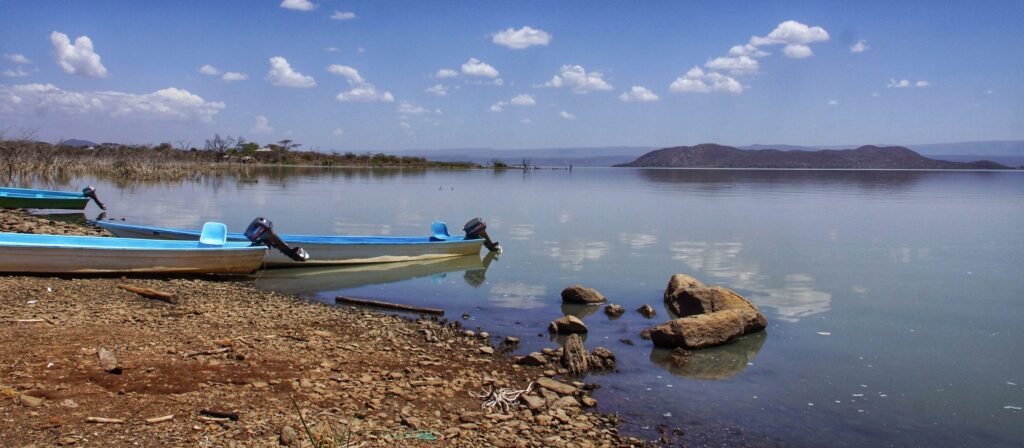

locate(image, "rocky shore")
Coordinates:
0 211 641 447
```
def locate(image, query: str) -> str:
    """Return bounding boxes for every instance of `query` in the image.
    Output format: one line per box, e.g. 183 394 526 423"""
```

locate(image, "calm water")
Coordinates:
28 167 1024 446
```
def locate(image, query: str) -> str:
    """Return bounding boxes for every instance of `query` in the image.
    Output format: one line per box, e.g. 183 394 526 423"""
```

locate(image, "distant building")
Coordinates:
255 147 273 152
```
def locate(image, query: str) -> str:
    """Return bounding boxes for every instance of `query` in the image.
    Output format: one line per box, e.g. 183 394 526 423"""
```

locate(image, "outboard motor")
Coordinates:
244 217 310 262
463 217 500 252
82 186 107 210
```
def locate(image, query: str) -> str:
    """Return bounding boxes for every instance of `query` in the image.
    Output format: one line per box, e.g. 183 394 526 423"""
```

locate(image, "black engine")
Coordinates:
244 217 309 262
463 218 500 252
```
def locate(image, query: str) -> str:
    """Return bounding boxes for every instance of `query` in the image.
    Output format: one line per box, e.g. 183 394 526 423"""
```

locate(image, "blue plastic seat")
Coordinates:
198 222 228 247
430 221 450 241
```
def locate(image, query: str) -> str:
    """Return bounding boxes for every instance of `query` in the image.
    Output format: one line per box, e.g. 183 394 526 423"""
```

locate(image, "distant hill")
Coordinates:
61 139 98 148
617 144 1010 169
399 146 653 167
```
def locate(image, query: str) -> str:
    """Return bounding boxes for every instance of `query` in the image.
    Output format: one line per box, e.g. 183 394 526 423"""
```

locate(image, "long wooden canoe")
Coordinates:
94 220 487 267
0 230 267 274
0 186 106 210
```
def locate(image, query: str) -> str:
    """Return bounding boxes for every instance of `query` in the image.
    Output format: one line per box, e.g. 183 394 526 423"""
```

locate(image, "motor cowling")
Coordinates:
463 218 500 252
244 217 309 262
81 186 107 210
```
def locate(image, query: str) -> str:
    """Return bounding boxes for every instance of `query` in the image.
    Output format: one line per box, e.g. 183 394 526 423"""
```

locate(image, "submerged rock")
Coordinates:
603 304 625 318
650 274 767 349
636 304 657 318
549 315 588 334
561 285 606 304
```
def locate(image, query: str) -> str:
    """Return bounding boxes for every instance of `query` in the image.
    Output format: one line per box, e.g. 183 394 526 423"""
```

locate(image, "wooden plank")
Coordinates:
335 295 444 315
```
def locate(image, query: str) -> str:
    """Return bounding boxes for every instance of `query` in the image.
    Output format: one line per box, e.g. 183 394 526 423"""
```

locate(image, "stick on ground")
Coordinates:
335 295 443 315
117 284 177 304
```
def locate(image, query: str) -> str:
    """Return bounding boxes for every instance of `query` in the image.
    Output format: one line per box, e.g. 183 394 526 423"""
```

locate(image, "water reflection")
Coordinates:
561 303 601 319
489 281 547 309
618 232 658 248
635 168 929 192
648 331 766 380
252 254 486 295
463 251 499 287
546 240 611 271
669 241 831 322
507 224 536 241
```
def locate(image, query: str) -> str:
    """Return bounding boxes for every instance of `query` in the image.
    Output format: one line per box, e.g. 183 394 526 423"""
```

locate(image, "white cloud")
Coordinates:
425 84 448 96
330 11 356 20
492 26 552 49
705 55 759 75
399 121 411 130
520 118 531 124
669 66 743 94
326 64 364 84
509 94 535 106
544 65 613 94
397 101 430 114
888 78 930 89
332 128 344 136
251 115 273 133
750 20 830 47
337 84 393 102
221 72 248 82
728 44 770 58
50 31 108 78
0 83 224 122
199 64 220 76
266 56 316 88
783 43 813 59
280 0 316 11
4 54 31 64
850 39 869 53
325 47 340 53
558 111 575 120
2 67 36 78
828 99 838 106
461 58 500 78
357 47 366 54
435 68 458 78
490 102 505 112
619 85 660 102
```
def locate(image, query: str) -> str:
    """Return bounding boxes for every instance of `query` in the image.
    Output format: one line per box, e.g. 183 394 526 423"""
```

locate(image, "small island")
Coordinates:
615 144 1010 169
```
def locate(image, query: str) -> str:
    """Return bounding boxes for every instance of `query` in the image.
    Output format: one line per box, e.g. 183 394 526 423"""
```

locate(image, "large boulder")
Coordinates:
548 315 588 334
650 274 768 349
561 285 606 304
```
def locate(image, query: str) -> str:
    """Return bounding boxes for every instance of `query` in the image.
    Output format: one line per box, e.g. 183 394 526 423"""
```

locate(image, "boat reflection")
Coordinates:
252 253 492 295
648 331 766 380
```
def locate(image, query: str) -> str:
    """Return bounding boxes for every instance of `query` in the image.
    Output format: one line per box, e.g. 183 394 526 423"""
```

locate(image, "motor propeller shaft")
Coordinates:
243 217 309 262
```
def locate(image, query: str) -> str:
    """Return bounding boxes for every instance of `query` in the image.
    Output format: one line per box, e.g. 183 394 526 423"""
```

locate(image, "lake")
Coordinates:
30 167 1024 446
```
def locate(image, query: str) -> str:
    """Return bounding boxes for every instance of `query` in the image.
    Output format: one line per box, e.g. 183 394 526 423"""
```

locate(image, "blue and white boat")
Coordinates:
0 186 106 210
94 218 499 267
0 223 267 274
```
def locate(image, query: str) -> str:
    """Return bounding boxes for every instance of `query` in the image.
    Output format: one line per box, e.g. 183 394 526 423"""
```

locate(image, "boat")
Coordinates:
0 218 308 274
0 186 107 210
93 218 500 267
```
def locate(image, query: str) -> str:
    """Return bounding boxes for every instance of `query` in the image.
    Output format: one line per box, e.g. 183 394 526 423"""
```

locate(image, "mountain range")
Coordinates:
616 144 1009 169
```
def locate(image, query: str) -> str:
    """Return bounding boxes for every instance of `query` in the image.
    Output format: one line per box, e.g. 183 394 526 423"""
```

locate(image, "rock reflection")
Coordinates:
561 303 601 319
649 331 766 380
490 282 547 309
669 241 831 322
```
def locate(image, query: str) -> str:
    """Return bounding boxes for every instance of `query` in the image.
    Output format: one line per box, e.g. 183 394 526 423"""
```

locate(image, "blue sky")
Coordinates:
1 0 1022 151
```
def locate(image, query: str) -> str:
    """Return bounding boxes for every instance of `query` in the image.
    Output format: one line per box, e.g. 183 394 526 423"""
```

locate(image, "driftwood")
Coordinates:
86 417 125 424
335 295 443 315
117 284 177 304
183 347 231 358
4 318 45 323
200 409 239 420
144 414 175 424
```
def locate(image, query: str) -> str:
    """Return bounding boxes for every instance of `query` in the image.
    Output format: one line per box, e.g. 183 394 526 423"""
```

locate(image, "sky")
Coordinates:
1 0 1022 152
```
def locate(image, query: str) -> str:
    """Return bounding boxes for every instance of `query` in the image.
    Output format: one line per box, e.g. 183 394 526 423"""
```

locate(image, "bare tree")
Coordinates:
204 134 237 155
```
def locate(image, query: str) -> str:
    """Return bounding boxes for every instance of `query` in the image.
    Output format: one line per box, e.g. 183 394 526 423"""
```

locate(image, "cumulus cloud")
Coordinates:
325 47 340 53
888 78 930 88
251 115 273 134
280 0 316 11
221 72 248 82
2 67 36 78
749 20 830 47
0 83 224 122
850 39 869 53
326 64 364 84
330 11 356 20
544 65 613 94
705 55 759 75
461 58 500 78
50 31 108 78
728 44 770 58
619 86 659 102
4 54 31 64
199 64 220 76
559 111 576 120
399 121 411 130
435 68 458 78
783 43 814 59
425 84 447 96
492 26 552 49
337 84 393 102
828 99 838 106
266 56 316 88
332 128 344 136
509 94 535 106
489 103 505 112
397 101 430 115
669 66 743 94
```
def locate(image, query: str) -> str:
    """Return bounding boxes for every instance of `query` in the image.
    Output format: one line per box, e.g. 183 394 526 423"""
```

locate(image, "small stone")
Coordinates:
459 412 482 423
503 336 520 345
251 380 269 388
551 396 580 409
464 330 475 337
521 394 546 411
19 395 43 408
536 377 577 395
478 346 495 355
603 304 625 318
581 396 597 407
639 328 653 340
548 315 588 334
561 285 606 304
479 332 490 339
279 426 299 447
517 352 547 366
637 304 657 318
